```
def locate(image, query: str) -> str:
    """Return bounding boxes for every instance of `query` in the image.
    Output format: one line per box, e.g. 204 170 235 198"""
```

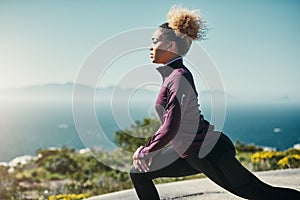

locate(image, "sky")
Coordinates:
1 0 300 103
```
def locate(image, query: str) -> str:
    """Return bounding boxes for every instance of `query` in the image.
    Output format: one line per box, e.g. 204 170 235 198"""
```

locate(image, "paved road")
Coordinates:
87 169 300 200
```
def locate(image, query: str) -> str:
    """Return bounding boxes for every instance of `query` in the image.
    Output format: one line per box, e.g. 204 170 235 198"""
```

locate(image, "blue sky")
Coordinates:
1 0 300 103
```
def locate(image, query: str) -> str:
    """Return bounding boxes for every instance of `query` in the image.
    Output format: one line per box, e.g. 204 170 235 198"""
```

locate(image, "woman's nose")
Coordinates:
149 44 153 50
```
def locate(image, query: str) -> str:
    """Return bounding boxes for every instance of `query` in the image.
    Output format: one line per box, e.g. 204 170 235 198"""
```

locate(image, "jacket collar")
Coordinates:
156 57 183 78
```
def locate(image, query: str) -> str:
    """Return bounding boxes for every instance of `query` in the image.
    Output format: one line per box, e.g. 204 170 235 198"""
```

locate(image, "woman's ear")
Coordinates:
167 41 177 53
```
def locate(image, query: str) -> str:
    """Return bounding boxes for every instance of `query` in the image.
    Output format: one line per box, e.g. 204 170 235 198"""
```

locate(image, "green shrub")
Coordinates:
114 118 160 152
235 141 263 153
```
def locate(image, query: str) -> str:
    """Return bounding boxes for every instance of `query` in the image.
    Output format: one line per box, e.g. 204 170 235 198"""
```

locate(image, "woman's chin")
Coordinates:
151 58 162 64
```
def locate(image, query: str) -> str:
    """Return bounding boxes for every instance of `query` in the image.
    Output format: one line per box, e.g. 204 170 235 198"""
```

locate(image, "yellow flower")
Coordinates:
251 151 283 163
277 154 300 168
48 193 90 200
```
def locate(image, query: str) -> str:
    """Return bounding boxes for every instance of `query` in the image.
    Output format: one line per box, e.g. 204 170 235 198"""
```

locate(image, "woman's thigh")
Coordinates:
131 146 200 179
185 133 256 196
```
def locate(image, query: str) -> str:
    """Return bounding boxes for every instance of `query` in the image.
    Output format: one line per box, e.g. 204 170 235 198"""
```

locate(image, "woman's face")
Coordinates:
150 29 177 64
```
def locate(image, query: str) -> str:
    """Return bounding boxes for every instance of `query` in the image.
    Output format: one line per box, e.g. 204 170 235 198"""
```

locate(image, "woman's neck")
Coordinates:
164 56 182 66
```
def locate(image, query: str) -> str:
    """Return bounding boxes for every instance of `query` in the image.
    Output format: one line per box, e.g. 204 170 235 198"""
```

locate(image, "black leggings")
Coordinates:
130 133 300 200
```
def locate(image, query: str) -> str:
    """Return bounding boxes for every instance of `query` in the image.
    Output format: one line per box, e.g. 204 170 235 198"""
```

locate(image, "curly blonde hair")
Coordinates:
159 5 207 55
167 5 207 41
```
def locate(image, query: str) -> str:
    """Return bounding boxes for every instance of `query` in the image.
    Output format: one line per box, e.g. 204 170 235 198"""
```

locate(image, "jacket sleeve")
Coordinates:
138 73 191 159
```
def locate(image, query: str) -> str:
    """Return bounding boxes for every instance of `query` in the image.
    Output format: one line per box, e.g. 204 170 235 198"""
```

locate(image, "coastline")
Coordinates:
0 147 93 168
2 143 300 168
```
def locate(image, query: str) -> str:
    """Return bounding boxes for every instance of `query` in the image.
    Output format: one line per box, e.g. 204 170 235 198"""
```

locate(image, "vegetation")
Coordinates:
48 194 90 200
114 118 160 152
251 148 300 171
0 117 299 199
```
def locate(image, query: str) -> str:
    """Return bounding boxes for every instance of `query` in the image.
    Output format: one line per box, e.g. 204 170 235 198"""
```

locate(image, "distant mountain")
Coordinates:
0 82 157 102
5 82 277 104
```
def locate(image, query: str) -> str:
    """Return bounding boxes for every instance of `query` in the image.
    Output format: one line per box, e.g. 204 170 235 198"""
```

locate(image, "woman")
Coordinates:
130 6 300 200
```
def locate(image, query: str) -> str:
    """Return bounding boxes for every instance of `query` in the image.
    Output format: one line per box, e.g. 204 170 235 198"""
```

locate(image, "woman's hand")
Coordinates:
133 146 152 172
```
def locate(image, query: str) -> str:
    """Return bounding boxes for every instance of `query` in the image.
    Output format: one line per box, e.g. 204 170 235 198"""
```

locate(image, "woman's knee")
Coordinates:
130 165 138 176
130 165 145 180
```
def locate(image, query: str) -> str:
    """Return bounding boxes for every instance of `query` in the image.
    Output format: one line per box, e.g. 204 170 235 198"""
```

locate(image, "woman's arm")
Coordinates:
137 73 192 159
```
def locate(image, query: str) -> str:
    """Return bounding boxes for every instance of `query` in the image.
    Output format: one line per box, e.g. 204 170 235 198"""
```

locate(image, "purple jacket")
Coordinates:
138 58 210 159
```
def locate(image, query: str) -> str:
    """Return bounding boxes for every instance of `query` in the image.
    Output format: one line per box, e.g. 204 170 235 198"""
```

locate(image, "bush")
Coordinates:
251 148 300 171
48 193 90 200
235 141 263 153
114 118 160 152
277 154 300 169
251 151 284 171
0 166 17 199
38 147 79 174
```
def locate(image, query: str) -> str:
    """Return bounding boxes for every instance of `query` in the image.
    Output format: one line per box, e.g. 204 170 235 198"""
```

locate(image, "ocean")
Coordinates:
0 100 300 162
